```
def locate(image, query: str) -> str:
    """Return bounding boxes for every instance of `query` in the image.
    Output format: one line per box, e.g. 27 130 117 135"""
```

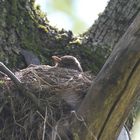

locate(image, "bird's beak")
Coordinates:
52 56 62 64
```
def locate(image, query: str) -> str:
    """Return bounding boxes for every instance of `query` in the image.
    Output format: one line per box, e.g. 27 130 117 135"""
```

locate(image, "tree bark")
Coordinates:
1 0 140 73
71 11 140 140
83 0 140 47
81 0 140 73
0 0 73 70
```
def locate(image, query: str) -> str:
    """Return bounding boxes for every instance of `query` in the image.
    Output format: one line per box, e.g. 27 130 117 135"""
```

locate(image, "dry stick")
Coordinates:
0 62 45 114
42 107 48 140
0 62 21 85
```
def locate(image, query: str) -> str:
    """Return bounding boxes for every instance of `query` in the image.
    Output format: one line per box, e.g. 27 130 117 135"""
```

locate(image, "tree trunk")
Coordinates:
71 12 140 140
1 0 140 73
82 0 140 73
83 0 140 47
0 0 73 70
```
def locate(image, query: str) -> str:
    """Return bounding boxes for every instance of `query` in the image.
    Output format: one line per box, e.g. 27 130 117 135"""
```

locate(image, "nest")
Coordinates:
0 65 94 140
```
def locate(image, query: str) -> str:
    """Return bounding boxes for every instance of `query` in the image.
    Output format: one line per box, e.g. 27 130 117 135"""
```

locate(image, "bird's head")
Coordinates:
52 55 83 72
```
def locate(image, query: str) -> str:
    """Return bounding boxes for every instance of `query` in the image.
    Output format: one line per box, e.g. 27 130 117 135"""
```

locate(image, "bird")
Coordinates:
52 55 85 110
52 55 83 72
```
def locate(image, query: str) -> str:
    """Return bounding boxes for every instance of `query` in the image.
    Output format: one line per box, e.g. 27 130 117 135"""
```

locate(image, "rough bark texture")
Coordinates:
83 0 140 47
1 0 140 73
81 0 140 73
0 0 73 70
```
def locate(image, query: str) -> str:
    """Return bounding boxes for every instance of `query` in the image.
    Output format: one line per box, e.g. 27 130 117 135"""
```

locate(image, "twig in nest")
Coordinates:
0 62 21 86
71 111 97 140
31 69 52 86
0 62 45 114
42 107 48 140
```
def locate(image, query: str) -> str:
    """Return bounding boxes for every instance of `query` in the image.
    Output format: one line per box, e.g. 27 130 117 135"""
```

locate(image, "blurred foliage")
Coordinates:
51 0 73 15
36 0 88 34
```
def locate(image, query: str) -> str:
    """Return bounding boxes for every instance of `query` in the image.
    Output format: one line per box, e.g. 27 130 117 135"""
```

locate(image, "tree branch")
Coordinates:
0 62 45 114
71 12 140 140
0 62 21 86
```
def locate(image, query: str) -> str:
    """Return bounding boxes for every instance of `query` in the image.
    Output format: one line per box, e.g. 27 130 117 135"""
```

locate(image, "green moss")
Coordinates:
6 16 16 28
5 0 18 28
38 25 48 32
0 80 4 85
56 35 62 40
11 0 18 16
34 4 48 22
73 133 80 140
30 0 35 6
0 50 6 61
2 0 71 69
70 38 82 45
36 5 41 10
